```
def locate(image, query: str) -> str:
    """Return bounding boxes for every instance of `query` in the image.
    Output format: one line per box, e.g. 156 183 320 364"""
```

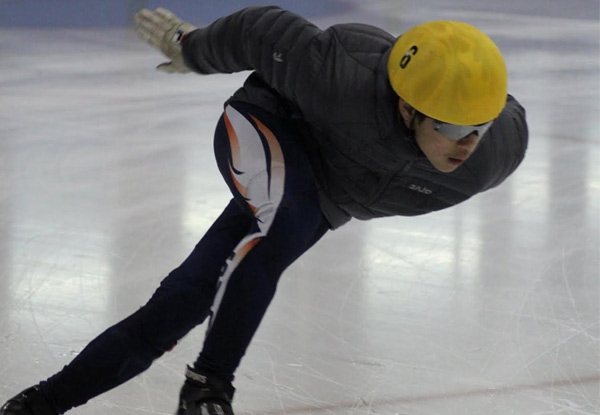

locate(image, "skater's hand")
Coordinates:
134 8 197 73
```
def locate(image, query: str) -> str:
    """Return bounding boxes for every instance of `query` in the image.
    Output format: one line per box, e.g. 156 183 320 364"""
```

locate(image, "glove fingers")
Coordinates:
134 10 159 38
150 8 180 31
133 14 154 35
134 24 152 44
134 9 160 27
155 8 177 20
133 8 149 22
134 11 168 50
136 8 170 33
135 22 162 49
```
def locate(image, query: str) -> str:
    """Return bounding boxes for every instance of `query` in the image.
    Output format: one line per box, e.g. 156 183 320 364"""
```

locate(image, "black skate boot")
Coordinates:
0 386 57 415
176 366 235 415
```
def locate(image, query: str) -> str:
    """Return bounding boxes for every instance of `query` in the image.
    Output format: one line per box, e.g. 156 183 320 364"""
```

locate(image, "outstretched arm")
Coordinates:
135 6 327 108
181 6 322 74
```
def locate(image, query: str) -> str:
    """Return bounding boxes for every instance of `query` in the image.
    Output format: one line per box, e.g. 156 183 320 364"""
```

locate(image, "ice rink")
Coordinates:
0 0 598 414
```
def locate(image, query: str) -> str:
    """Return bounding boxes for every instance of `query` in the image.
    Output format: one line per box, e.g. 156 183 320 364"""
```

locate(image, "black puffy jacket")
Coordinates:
182 6 528 229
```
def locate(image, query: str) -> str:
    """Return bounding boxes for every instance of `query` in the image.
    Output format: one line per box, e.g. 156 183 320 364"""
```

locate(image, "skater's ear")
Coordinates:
398 97 416 128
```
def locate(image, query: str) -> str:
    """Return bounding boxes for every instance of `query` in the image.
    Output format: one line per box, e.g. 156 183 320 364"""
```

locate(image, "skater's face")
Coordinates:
398 99 483 173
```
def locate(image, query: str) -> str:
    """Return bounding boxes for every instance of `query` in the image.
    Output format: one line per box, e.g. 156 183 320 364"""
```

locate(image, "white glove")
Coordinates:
134 8 197 74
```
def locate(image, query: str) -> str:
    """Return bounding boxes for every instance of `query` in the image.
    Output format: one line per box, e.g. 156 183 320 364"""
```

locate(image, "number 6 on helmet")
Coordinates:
388 21 507 126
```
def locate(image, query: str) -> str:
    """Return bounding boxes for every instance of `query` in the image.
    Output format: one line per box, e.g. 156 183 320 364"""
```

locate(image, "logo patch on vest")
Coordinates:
409 184 433 195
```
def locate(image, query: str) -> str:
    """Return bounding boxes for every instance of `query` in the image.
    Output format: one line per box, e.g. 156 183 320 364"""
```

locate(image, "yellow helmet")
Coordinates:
387 21 507 125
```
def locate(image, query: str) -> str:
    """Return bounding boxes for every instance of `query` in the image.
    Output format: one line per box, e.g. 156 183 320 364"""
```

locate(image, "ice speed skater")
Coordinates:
1 5 528 415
